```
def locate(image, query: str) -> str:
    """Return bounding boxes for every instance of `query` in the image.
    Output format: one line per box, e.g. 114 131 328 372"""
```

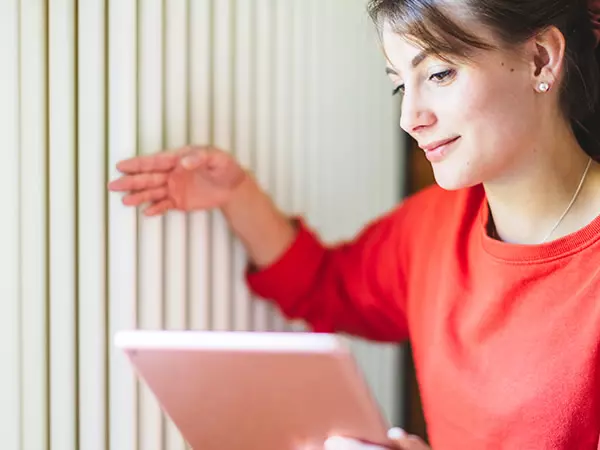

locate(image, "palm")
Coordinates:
108 147 246 216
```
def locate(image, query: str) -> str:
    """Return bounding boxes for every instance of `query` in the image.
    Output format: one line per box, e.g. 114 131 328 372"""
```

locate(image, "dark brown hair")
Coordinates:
367 0 600 159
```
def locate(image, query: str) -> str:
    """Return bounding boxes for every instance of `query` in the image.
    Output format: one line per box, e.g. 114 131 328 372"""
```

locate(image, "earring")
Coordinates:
538 81 550 93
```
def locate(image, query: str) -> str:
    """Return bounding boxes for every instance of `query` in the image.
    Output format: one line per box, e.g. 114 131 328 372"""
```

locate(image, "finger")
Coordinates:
387 429 407 441
324 436 386 450
108 173 168 192
143 198 174 216
391 437 429 450
387 428 430 450
122 187 168 206
116 152 179 174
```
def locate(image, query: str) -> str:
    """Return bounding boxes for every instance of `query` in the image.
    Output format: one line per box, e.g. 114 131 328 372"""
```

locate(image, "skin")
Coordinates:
107 147 297 268
107 9 600 450
382 20 600 245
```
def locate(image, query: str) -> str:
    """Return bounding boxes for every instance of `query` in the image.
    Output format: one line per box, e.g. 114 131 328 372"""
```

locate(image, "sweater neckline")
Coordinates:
478 190 600 263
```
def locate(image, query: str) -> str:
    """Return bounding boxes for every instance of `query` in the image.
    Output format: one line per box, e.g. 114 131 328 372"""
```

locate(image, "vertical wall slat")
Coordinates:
353 3 369 225
78 0 108 448
232 0 254 332
49 1 78 447
273 0 291 217
288 0 309 333
188 0 212 332
321 0 339 241
252 0 275 331
108 0 138 448
20 0 49 447
290 0 307 217
0 1 21 448
211 0 234 331
164 0 189 448
254 0 272 208
164 0 189 333
137 0 165 448
337 0 356 234
305 0 322 232
271 0 293 332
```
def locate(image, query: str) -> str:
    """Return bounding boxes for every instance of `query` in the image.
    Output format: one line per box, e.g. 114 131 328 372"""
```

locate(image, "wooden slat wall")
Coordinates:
0 1 22 449
0 1 405 448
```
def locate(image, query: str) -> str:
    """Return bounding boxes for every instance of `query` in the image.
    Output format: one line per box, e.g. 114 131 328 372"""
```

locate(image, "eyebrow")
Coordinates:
385 50 430 75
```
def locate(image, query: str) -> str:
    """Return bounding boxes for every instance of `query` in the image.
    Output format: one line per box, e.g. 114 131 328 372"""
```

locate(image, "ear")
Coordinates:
526 26 566 93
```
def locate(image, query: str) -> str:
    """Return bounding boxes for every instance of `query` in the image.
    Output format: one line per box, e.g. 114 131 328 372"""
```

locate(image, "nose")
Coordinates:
399 91 436 135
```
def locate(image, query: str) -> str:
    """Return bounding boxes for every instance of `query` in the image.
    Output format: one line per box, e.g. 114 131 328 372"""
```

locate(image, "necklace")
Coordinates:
488 157 593 243
540 157 593 243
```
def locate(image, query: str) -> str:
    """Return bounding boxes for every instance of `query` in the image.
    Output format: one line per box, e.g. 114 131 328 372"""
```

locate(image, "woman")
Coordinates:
108 0 600 448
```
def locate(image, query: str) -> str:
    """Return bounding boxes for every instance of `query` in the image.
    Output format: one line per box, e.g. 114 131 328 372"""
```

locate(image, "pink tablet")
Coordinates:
114 330 391 450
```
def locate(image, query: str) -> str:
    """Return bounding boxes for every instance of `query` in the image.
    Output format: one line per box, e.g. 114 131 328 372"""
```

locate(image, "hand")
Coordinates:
107 146 248 216
324 428 431 450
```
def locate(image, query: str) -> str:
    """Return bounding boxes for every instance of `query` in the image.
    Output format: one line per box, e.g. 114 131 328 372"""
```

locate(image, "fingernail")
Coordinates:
324 436 357 450
387 428 407 440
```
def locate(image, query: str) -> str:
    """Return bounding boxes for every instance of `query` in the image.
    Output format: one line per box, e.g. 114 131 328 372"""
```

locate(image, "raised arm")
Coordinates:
108 146 409 342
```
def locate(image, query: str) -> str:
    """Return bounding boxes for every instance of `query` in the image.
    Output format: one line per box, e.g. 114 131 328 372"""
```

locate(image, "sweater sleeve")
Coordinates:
245 210 409 342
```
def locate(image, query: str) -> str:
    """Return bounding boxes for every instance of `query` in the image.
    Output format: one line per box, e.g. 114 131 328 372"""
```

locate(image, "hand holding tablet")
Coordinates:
325 428 431 450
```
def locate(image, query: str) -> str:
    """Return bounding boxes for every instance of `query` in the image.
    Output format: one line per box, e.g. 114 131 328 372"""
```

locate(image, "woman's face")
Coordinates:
382 22 545 190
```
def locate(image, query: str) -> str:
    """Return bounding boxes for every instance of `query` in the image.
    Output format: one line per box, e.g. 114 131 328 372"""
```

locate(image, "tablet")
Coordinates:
114 330 391 450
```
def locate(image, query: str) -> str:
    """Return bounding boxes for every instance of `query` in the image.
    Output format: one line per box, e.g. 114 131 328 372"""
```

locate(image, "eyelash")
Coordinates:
392 69 456 96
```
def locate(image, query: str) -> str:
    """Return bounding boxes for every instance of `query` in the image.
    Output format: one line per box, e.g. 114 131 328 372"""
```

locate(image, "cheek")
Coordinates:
430 71 538 188
445 72 537 155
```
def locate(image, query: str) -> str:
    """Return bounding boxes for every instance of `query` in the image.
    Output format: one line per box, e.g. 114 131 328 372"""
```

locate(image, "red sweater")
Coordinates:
246 184 600 450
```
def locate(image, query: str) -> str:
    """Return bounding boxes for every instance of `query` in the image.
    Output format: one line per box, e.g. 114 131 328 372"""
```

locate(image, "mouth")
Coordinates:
419 136 461 163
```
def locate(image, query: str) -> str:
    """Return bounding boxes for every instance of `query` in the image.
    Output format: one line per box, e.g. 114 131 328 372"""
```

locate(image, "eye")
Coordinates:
392 84 405 96
429 69 455 84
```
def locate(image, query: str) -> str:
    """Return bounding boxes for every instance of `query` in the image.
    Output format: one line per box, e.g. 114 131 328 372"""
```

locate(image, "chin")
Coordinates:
432 166 480 191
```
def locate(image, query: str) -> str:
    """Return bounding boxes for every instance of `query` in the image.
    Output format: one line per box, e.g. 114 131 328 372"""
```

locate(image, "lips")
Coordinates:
420 136 460 152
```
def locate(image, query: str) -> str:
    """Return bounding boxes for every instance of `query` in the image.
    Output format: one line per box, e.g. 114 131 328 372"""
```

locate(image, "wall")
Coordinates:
0 0 404 449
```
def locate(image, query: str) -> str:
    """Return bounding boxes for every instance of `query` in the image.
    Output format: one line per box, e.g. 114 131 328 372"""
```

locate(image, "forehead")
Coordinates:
381 22 424 72
380 20 523 79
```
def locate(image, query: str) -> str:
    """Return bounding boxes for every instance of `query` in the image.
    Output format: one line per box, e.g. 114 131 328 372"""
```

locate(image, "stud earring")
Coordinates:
538 81 550 93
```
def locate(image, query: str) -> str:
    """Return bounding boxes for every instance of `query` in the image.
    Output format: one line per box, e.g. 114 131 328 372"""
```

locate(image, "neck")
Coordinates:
483 126 598 245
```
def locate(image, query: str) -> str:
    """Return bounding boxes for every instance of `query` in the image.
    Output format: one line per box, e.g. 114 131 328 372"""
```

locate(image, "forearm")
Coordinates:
220 173 297 268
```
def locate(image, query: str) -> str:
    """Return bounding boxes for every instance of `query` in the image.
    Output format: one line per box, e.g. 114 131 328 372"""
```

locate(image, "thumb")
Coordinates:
387 428 408 441
387 428 430 450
